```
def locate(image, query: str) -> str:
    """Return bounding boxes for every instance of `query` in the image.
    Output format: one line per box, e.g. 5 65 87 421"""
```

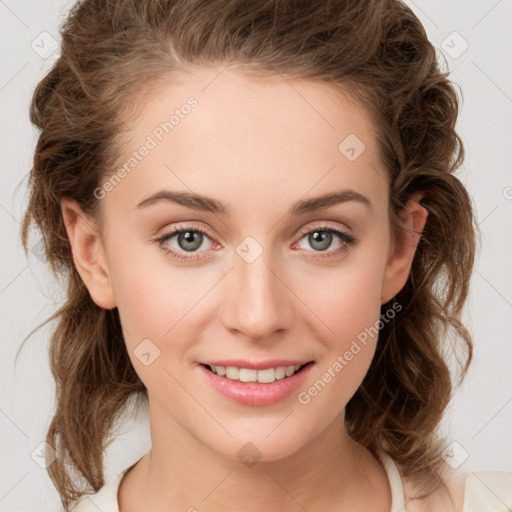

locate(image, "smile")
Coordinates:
198 361 315 406
204 363 310 383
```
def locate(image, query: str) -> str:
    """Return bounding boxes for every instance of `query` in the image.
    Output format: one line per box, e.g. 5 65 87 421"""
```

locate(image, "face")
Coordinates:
64 65 425 464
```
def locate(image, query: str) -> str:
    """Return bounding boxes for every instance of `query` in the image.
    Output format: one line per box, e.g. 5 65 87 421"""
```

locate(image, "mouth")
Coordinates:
200 361 314 384
198 360 316 406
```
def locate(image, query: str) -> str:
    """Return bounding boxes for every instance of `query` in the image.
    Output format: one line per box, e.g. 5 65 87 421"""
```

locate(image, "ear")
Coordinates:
61 198 117 309
381 192 428 304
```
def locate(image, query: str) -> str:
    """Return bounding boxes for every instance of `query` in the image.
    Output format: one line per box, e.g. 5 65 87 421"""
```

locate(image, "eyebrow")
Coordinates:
136 189 372 216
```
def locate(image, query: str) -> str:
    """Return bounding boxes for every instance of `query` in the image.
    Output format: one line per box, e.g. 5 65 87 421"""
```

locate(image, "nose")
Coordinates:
221 242 295 341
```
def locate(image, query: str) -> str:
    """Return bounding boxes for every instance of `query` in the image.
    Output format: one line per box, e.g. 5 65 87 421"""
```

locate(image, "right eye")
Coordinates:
153 224 219 261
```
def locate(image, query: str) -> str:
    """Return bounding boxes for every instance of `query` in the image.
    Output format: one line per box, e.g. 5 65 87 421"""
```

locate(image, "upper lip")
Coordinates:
200 359 314 370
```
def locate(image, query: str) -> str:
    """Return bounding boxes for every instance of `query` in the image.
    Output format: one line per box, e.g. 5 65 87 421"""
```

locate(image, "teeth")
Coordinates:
208 364 303 383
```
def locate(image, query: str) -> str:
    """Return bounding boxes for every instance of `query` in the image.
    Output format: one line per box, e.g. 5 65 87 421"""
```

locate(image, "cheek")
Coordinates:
293 246 388 406
104 230 186 344
106 236 221 380
298 253 386 345
296 300 381 418
107 254 201 395
111 261 208 343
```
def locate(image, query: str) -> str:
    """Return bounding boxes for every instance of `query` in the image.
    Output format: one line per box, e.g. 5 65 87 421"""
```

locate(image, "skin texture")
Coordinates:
61 66 430 511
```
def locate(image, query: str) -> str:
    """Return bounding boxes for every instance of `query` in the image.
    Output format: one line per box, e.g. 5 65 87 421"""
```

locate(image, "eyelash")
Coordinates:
153 222 357 262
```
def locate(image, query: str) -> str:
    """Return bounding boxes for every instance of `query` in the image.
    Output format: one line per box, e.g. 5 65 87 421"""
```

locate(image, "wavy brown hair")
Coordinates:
19 0 477 509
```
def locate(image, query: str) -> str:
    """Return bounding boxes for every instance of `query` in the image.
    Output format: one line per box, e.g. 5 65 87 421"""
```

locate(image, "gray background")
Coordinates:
1 0 511 510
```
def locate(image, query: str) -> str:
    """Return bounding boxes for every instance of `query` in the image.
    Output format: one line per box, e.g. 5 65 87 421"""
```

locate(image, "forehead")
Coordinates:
106 65 389 219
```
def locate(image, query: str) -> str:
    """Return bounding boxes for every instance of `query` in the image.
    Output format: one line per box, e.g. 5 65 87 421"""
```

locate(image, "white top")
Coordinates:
70 451 512 512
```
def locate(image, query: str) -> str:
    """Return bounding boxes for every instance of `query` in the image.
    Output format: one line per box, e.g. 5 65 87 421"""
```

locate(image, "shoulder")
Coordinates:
70 454 146 512
397 456 512 512
462 470 512 511
399 461 512 512
69 471 125 512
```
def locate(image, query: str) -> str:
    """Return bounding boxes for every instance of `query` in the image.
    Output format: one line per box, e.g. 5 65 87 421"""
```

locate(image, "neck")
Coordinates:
119 402 391 511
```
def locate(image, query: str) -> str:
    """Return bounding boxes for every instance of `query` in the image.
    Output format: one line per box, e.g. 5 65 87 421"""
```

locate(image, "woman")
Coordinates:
20 0 512 510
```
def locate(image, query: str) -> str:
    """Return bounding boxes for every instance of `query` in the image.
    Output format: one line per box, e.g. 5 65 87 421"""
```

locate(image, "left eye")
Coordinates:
295 227 355 253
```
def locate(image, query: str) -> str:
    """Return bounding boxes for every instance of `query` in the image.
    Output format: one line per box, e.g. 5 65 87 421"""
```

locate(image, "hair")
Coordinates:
19 0 477 509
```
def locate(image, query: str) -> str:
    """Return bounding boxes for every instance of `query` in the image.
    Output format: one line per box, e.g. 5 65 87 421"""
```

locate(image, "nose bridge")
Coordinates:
222 237 294 339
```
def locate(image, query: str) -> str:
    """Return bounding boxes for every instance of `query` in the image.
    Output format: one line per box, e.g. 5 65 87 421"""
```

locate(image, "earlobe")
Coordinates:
61 199 117 309
380 192 428 305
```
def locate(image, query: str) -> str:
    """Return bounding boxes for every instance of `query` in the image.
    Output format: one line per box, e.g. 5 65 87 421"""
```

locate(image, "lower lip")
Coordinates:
198 363 314 406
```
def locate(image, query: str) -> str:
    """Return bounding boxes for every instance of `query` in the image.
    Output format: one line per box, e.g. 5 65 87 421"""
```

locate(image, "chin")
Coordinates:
207 429 309 466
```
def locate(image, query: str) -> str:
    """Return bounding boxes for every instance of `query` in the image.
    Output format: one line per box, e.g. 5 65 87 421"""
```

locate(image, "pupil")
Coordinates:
179 231 202 251
310 231 331 251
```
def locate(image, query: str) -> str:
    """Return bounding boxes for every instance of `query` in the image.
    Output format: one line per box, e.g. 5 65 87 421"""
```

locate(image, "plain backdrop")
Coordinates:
1 0 511 510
